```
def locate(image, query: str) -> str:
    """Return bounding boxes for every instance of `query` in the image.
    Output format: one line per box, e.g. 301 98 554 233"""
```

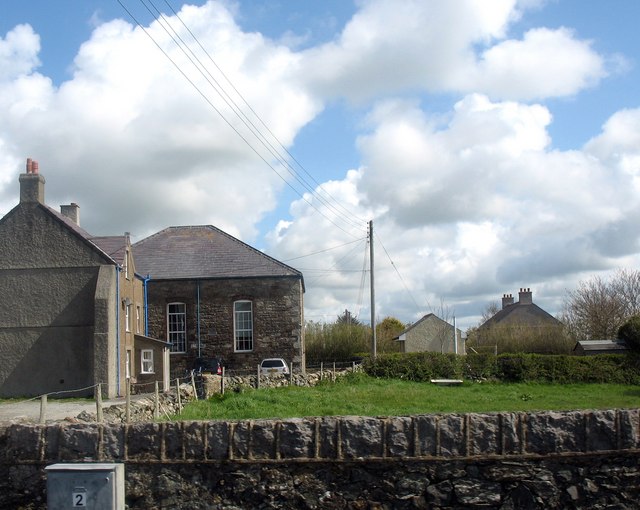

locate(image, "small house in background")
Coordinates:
479 288 562 330
476 288 566 353
395 313 464 354
573 340 628 356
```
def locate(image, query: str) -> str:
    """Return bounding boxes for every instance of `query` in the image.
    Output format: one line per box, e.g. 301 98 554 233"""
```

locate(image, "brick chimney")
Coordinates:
60 203 80 226
518 288 533 305
501 294 514 309
19 158 45 204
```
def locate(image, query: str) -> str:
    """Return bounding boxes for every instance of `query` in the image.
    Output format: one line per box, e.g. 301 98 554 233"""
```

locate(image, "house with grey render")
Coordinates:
395 313 464 354
0 160 169 398
477 288 565 352
133 225 306 375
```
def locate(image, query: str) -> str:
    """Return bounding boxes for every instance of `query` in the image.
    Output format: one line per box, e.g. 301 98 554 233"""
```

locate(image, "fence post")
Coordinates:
125 380 131 424
333 362 336 382
256 364 260 389
221 366 226 395
176 378 182 413
289 360 293 385
95 383 103 423
39 394 47 424
154 381 160 420
191 371 198 400
320 362 324 381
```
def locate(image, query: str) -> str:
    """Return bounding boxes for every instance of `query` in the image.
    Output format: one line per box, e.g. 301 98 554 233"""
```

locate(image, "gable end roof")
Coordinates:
133 225 304 284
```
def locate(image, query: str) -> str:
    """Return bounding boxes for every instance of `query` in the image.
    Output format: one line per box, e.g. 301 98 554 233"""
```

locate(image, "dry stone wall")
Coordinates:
1 408 639 508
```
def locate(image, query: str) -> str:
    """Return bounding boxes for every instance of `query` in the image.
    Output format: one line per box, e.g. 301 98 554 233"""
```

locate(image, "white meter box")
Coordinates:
45 463 125 509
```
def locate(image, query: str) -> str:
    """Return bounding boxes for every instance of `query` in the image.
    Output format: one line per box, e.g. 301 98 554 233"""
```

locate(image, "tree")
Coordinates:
376 316 404 353
562 269 640 340
618 315 640 352
336 309 362 326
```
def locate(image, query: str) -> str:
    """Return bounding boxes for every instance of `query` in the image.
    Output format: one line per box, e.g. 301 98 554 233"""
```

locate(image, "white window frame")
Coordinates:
234 300 253 352
167 302 187 353
136 305 141 334
125 350 131 380
141 349 154 374
125 304 131 332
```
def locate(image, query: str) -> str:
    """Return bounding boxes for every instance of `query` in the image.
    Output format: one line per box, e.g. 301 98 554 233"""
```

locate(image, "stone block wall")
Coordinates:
146 277 303 375
1 409 639 508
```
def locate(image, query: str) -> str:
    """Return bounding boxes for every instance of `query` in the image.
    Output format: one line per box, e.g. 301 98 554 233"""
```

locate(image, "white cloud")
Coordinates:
269 96 640 328
472 27 606 100
0 0 634 329
0 2 320 241
299 0 604 102
0 24 40 80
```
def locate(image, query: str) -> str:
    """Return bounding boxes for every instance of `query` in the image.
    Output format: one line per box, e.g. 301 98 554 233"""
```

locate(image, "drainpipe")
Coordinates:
197 280 201 358
143 274 150 336
115 266 121 396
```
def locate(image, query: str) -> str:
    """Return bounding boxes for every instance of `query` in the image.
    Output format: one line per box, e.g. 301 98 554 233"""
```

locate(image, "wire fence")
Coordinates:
0 360 363 424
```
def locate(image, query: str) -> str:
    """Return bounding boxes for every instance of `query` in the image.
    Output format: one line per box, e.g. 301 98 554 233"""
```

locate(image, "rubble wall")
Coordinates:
1 409 640 508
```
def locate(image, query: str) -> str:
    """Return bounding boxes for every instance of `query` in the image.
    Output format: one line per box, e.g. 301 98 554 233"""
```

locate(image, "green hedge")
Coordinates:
363 352 640 384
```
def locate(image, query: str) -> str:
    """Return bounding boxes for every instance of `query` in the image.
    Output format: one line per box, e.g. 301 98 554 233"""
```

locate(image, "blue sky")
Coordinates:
1 1 639 329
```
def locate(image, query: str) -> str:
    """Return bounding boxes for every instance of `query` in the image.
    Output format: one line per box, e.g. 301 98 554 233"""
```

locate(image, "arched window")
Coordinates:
234 300 253 352
167 302 186 353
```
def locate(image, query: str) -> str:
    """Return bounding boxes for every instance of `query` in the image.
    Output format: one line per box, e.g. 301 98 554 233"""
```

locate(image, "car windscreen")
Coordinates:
261 360 283 368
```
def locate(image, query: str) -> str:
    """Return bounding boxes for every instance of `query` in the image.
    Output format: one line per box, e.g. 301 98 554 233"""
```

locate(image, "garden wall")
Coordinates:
1 408 640 508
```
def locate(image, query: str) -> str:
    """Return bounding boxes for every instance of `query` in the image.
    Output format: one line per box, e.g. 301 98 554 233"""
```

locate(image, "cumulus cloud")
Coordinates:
0 2 320 240
0 0 633 328
0 24 40 80
271 97 640 326
299 0 604 102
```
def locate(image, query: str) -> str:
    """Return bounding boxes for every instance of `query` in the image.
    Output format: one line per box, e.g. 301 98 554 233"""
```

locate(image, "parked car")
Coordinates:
260 358 289 375
192 357 223 376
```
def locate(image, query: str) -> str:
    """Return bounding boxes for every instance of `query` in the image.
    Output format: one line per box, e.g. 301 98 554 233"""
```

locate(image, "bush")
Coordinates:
618 315 640 352
363 352 640 384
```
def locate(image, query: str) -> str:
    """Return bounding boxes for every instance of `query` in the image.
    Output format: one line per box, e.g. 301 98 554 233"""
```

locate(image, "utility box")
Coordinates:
45 463 125 509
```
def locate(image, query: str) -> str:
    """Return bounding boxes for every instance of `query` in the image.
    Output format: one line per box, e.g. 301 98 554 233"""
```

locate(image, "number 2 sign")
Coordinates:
72 488 87 507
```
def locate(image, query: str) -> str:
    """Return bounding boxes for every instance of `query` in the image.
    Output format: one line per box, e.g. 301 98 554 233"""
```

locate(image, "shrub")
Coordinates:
363 352 640 384
618 315 640 352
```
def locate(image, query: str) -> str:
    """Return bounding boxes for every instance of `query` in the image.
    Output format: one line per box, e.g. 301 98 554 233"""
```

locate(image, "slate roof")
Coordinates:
479 301 562 329
395 313 461 340
132 225 304 283
90 235 127 265
573 340 628 353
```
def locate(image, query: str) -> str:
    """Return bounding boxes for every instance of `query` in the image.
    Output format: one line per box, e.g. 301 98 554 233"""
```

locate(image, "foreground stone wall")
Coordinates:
1 409 639 508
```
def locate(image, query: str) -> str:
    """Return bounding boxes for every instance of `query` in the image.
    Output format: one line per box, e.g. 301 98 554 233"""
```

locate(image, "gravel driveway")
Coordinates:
0 396 134 423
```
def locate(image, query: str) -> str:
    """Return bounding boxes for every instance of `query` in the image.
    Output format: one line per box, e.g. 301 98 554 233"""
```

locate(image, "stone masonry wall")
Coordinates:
1 409 640 508
146 277 303 375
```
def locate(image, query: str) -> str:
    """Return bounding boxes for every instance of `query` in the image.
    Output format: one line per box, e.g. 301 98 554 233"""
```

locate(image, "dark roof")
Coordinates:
90 235 127 265
132 225 304 283
480 301 562 329
573 340 628 352
395 313 436 339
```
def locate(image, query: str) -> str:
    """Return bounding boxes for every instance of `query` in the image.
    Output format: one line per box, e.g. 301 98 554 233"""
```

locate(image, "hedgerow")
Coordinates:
363 352 640 384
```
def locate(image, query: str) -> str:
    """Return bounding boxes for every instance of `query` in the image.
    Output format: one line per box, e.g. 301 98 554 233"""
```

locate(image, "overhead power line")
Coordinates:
117 0 366 237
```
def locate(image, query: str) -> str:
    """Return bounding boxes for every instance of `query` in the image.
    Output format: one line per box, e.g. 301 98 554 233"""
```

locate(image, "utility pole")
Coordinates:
369 220 377 358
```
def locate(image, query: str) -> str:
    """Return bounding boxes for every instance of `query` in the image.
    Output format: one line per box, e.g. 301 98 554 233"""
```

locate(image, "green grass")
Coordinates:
173 374 640 421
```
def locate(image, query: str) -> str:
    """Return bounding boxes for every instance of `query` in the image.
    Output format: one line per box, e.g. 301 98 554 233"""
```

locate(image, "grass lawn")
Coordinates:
173 374 640 421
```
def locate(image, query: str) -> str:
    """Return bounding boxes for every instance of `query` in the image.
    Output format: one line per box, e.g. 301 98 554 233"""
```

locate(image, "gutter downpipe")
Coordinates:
115 266 121 396
197 280 201 358
143 274 150 336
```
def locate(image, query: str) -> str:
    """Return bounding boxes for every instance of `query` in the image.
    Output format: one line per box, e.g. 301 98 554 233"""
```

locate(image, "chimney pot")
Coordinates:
20 158 45 203
60 203 80 226
518 288 533 305
501 293 515 309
